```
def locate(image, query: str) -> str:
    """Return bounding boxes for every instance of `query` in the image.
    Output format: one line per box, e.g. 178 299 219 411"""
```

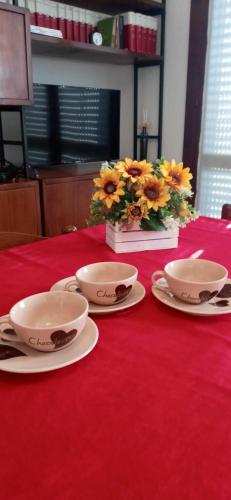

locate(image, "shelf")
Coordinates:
31 34 163 66
50 1 165 16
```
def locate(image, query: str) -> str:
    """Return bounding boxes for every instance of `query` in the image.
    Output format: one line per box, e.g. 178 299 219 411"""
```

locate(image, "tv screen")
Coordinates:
23 83 120 167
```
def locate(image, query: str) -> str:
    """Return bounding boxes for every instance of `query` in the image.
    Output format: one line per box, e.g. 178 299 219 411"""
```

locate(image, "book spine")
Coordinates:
123 12 136 52
79 8 86 42
73 7 80 42
144 16 148 53
135 13 142 53
26 0 36 24
65 5 73 41
119 15 124 49
152 18 158 54
57 4 66 39
48 1 58 30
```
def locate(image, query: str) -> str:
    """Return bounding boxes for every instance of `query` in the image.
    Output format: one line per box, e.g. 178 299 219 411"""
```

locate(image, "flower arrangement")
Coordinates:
88 157 198 231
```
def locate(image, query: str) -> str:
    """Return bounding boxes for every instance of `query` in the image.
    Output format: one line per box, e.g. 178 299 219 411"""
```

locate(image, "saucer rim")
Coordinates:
50 278 145 314
152 277 231 316
0 316 99 374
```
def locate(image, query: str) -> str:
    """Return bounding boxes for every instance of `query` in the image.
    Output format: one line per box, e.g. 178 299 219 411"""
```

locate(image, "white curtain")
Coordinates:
197 0 231 217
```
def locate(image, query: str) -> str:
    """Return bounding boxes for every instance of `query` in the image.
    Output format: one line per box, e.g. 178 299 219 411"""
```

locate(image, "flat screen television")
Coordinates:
23 83 120 167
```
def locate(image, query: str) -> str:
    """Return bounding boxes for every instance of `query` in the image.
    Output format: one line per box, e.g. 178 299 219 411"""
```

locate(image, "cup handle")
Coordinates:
64 279 80 292
0 315 21 343
152 270 170 294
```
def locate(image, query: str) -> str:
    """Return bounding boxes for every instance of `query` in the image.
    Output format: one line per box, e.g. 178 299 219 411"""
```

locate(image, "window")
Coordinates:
197 0 231 217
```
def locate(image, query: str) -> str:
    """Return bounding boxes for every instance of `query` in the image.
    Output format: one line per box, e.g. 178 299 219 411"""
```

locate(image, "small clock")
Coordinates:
90 31 103 47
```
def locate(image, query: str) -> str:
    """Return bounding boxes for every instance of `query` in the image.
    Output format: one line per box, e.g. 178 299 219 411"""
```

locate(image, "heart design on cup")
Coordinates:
199 290 218 303
115 284 132 303
51 329 77 349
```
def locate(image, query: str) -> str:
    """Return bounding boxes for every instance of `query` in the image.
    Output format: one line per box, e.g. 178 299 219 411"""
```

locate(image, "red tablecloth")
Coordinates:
1 216 231 500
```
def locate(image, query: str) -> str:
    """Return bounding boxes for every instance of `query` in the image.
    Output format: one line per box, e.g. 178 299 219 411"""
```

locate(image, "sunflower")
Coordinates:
160 160 192 191
136 176 170 211
115 157 153 183
122 201 149 222
93 168 125 209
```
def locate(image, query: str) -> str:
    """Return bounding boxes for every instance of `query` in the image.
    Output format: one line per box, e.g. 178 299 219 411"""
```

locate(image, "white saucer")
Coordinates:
0 317 98 374
152 278 231 316
50 278 145 314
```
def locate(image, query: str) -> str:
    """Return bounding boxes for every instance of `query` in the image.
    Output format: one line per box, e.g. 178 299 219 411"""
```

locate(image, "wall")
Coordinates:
162 0 191 161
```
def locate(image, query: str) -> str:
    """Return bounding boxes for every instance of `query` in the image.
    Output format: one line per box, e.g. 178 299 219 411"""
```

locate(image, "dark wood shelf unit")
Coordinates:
49 0 165 16
31 34 163 65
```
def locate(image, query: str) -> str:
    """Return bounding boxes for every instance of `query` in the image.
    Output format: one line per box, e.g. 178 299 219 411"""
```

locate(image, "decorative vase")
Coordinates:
106 222 179 253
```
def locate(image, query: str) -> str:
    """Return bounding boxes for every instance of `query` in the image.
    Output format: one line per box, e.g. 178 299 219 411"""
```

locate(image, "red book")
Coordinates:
86 24 92 43
136 24 142 53
147 27 152 54
58 18 66 39
66 20 73 40
73 21 80 42
30 12 36 25
79 23 86 42
124 25 136 52
123 13 136 52
35 13 46 28
50 17 58 30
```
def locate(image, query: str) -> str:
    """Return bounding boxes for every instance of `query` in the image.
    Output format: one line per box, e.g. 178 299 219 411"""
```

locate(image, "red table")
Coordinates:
1 216 231 500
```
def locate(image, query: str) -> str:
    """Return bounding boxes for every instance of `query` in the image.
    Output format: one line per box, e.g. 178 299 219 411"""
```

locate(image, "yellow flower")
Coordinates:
93 168 125 209
115 157 153 183
160 160 192 191
136 176 170 211
178 201 191 218
122 201 149 222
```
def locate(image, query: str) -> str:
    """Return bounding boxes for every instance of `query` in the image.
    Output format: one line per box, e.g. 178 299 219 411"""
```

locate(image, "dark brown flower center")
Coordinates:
171 173 180 183
127 167 141 177
104 181 116 194
131 206 141 216
144 186 158 200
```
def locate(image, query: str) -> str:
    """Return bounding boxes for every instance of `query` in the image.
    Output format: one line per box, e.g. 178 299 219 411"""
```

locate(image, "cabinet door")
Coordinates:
42 179 79 236
41 176 94 236
0 3 32 105
0 181 42 234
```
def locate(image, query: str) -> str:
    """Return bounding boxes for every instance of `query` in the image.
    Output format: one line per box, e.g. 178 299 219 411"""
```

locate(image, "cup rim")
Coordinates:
10 291 89 330
76 261 138 285
165 258 228 284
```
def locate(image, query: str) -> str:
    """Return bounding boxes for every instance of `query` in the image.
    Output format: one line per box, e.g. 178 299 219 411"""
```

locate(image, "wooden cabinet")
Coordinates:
0 3 32 105
38 164 100 236
0 181 42 234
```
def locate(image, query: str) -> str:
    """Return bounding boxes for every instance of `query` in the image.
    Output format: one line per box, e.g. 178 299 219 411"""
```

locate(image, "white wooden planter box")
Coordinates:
106 222 179 253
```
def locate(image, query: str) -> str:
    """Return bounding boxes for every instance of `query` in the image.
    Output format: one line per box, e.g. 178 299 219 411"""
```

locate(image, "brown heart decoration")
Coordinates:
217 284 231 298
0 344 26 360
115 284 132 303
199 290 218 303
51 329 77 349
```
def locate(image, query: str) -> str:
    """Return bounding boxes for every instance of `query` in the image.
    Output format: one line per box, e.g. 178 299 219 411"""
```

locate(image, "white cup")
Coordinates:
0 291 89 352
152 258 228 304
65 261 138 305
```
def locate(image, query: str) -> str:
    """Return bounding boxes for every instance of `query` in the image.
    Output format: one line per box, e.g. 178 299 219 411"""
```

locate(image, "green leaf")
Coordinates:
140 216 166 231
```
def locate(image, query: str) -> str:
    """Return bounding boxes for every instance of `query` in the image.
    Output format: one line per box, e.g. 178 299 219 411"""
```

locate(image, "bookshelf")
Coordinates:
31 33 163 65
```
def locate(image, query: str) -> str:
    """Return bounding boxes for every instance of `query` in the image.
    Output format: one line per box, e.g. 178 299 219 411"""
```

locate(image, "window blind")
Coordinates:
197 0 231 218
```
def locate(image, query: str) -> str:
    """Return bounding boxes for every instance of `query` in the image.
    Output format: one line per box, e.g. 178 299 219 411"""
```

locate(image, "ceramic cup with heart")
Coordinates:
0 291 89 352
65 261 138 306
152 258 228 304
